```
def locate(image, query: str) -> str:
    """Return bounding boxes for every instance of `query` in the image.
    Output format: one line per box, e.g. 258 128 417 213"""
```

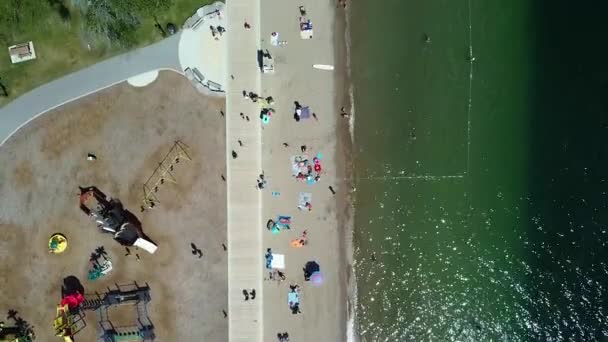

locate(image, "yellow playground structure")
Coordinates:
49 234 68 254
53 304 84 342
141 140 192 210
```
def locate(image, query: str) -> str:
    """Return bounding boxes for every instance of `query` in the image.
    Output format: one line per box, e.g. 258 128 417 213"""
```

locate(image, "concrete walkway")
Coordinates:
0 34 182 146
225 0 263 341
180 1 226 92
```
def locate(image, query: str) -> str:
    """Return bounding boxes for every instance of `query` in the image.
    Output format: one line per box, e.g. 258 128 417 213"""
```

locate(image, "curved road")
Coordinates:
0 33 182 146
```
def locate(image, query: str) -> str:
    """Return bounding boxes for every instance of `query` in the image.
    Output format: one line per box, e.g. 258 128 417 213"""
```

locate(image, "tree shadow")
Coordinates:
47 0 71 21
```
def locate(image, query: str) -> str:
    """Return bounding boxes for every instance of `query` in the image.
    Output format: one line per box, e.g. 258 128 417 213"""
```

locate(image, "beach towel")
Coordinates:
300 106 311 119
271 32 279 46
271 254 285 269
298 192 312 210
276 215 291 230
290 239 305 248
278 216 291 224
288 292 300 305
299 19 313 39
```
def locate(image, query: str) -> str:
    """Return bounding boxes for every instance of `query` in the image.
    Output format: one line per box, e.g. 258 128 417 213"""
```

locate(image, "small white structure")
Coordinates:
133 238 158 254
127 70 159 87
313 64 334 71
8 41 36 64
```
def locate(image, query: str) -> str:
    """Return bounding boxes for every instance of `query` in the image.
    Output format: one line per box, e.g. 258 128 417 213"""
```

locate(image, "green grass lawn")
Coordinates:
0 0 217 107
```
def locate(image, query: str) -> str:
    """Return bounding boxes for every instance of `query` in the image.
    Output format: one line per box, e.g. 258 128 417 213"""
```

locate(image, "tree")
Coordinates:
47 0 71 22
85 0 140 47
0 0 52 40
95 246 108 260
89 252 100 266
0 78 10 98
134 0 171 17
6 309 18 320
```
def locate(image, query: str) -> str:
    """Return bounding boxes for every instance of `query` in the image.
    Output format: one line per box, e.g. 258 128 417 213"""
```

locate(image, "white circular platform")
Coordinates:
127 70 159 87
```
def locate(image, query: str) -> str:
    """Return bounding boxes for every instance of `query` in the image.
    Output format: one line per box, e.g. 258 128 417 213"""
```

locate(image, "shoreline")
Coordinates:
334 3 359 342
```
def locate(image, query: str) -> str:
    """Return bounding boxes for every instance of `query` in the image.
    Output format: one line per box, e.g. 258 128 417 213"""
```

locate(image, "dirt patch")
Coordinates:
125 141 202 213
12 160 35 189
0 72 227 341
0 224 29 299
39 95 112 160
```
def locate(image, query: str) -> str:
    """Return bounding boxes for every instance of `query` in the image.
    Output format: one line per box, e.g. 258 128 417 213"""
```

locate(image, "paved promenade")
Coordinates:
225 0 263 341
0 34 182 146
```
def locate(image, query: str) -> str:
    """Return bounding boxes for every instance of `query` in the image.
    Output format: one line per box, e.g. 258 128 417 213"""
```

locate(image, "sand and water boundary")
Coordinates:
334 3 358 341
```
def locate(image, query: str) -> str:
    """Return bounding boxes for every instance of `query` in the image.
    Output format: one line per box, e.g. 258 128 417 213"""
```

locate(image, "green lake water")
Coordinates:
351 0 608 340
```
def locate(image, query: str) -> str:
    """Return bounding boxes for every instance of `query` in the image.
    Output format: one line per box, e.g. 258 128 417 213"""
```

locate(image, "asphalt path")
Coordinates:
0 33 182 146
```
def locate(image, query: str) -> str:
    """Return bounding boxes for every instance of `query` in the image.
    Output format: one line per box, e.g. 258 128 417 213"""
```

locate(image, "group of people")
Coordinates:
293 154 323 185
209 25 225 40
257 173 267 189
288 285 302 315
242 91 274 105
289 230 308 248
242 289 256 301
231 4 347 340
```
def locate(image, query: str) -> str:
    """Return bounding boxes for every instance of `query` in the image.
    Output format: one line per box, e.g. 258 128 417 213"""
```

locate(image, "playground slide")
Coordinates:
133 238 158 254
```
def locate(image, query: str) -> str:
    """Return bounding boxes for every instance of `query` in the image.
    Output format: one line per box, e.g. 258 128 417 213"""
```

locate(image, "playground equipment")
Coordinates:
53 277 86 341
79 186 157 254
88 259 113 281
53 303 84 342
0 314 35 342
88 248 114 281
82 283 156 342
54 282 155 342
141 140 192 210
49 233 68 254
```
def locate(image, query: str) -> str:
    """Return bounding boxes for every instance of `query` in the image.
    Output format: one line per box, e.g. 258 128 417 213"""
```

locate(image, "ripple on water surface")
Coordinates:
354 172 608 341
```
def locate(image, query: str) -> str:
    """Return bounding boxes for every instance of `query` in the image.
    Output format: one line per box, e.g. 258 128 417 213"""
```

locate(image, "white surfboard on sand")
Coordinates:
313 64 334 70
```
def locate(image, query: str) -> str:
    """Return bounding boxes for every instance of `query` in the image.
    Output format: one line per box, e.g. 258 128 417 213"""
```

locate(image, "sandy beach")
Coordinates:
256 0 352 340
